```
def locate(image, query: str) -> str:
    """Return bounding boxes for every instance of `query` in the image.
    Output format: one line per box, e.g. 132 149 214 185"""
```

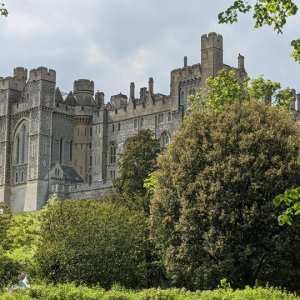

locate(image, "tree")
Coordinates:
150 72 300 291
218 0 300 63
36 197 148 289
189 69 292 111
112 129 161 214
0 1 8 17
0 204 21 287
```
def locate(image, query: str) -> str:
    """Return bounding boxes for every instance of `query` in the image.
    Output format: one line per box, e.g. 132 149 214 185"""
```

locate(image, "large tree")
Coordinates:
112 129 161 215
36 197 147 289
150 72 300 291
218 0 300 63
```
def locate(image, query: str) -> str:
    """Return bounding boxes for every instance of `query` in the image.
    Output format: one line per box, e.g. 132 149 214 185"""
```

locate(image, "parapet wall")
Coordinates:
201 32 223 50
74 79 94 95
29 67 56 83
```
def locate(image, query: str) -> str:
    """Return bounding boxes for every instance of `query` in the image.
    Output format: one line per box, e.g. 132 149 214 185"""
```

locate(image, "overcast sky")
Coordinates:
0 0 299 100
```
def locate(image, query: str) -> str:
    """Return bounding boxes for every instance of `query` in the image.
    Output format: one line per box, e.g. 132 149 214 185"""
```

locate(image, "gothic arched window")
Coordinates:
160 131 171 148
109 143 117 164
13 120 29 165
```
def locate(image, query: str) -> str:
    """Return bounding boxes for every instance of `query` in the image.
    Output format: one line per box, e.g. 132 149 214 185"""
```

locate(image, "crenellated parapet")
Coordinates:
0 67 28 92
74 79 94 95
29 67 56 83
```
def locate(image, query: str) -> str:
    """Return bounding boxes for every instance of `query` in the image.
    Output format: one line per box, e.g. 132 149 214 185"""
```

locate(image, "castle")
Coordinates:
1 32 298 212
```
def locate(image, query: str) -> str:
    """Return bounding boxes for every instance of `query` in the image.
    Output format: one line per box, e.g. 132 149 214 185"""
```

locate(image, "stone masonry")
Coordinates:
1 32 298 212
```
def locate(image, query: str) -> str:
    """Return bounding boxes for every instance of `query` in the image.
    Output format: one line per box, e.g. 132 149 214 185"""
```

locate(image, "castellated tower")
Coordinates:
201 32 223 86
72 80 95 183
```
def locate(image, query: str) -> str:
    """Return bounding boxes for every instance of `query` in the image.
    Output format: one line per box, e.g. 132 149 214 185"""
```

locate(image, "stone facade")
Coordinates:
1 32 297 212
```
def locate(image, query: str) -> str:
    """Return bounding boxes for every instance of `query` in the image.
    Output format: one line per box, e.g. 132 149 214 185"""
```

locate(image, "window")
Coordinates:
110 143 117 164
118 122 121 131
158 113 164 124
90 127 92 137
89 156 92 167
70 140 73 161
168 112 171 122
112 124 115 132
21 171 24 182
161 132 170 148
16 135 20 164
15 173 18 183
59 138 63 163
140 118 144 128
110 170 116 180
134 119 138 129
89 142 92 149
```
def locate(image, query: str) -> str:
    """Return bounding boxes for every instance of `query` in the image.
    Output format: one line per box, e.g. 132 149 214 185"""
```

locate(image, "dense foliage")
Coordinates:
35 198 147 289
0 284 299 300
218 0 300 62
112 129 160 214
150 99 300 291
0 204 21 287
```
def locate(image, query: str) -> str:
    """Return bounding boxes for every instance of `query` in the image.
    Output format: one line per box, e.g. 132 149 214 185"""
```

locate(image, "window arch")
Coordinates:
13 120 29 165
160 131 171 148
109 143 117 164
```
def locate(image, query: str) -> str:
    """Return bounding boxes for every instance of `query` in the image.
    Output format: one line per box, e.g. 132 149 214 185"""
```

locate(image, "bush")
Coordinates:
36 198 148 289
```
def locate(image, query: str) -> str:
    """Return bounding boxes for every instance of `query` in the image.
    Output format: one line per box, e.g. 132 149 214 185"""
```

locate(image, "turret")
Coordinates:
130 82 135 99
184 56 188 67
201 32 223 85
73 79 95 106
238 53 245 70
29 67 56 83
148 77 154 94
95 91 105 108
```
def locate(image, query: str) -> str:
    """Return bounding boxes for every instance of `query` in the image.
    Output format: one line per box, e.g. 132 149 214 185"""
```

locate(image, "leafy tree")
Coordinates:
36 197 147 289
189 69 292 111
0 1 8 17
273 186 300 225
150 73 300 290
112 129 161 214
0 204 21 287
218 0 300 63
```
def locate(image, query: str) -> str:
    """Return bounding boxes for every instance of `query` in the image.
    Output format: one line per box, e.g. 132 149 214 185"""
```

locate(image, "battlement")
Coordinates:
73 79 94 95
29 67 56 83
0 67 28 91
0 76 24 91
13 67 28 81
201 32 223 50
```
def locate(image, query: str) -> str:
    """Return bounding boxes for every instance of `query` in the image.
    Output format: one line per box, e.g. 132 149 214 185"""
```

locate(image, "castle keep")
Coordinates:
0 32 297 212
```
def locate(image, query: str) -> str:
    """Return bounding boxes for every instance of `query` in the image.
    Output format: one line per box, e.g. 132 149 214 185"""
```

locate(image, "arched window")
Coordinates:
16 135 20 164
161 132 171 148
59 138 63 163
70 140 73 161
13 120 29 165
109 143 117 164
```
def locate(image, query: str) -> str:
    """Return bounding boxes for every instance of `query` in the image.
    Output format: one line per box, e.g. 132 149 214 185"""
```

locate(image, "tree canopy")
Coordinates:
36 197 148 289
150 71 300 291
112 129 161 214
218 0 300 63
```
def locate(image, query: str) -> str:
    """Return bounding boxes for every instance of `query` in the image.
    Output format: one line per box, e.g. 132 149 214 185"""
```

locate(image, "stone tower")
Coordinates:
201 32 223 86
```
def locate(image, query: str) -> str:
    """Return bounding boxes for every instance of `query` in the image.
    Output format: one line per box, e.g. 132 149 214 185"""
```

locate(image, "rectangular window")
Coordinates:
112 124 115 132
89 142 92 149
134 119 138 129
118 123 121 131
90 156 92 167
158 113 164 124
168 112 172 122
90 127 92 137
